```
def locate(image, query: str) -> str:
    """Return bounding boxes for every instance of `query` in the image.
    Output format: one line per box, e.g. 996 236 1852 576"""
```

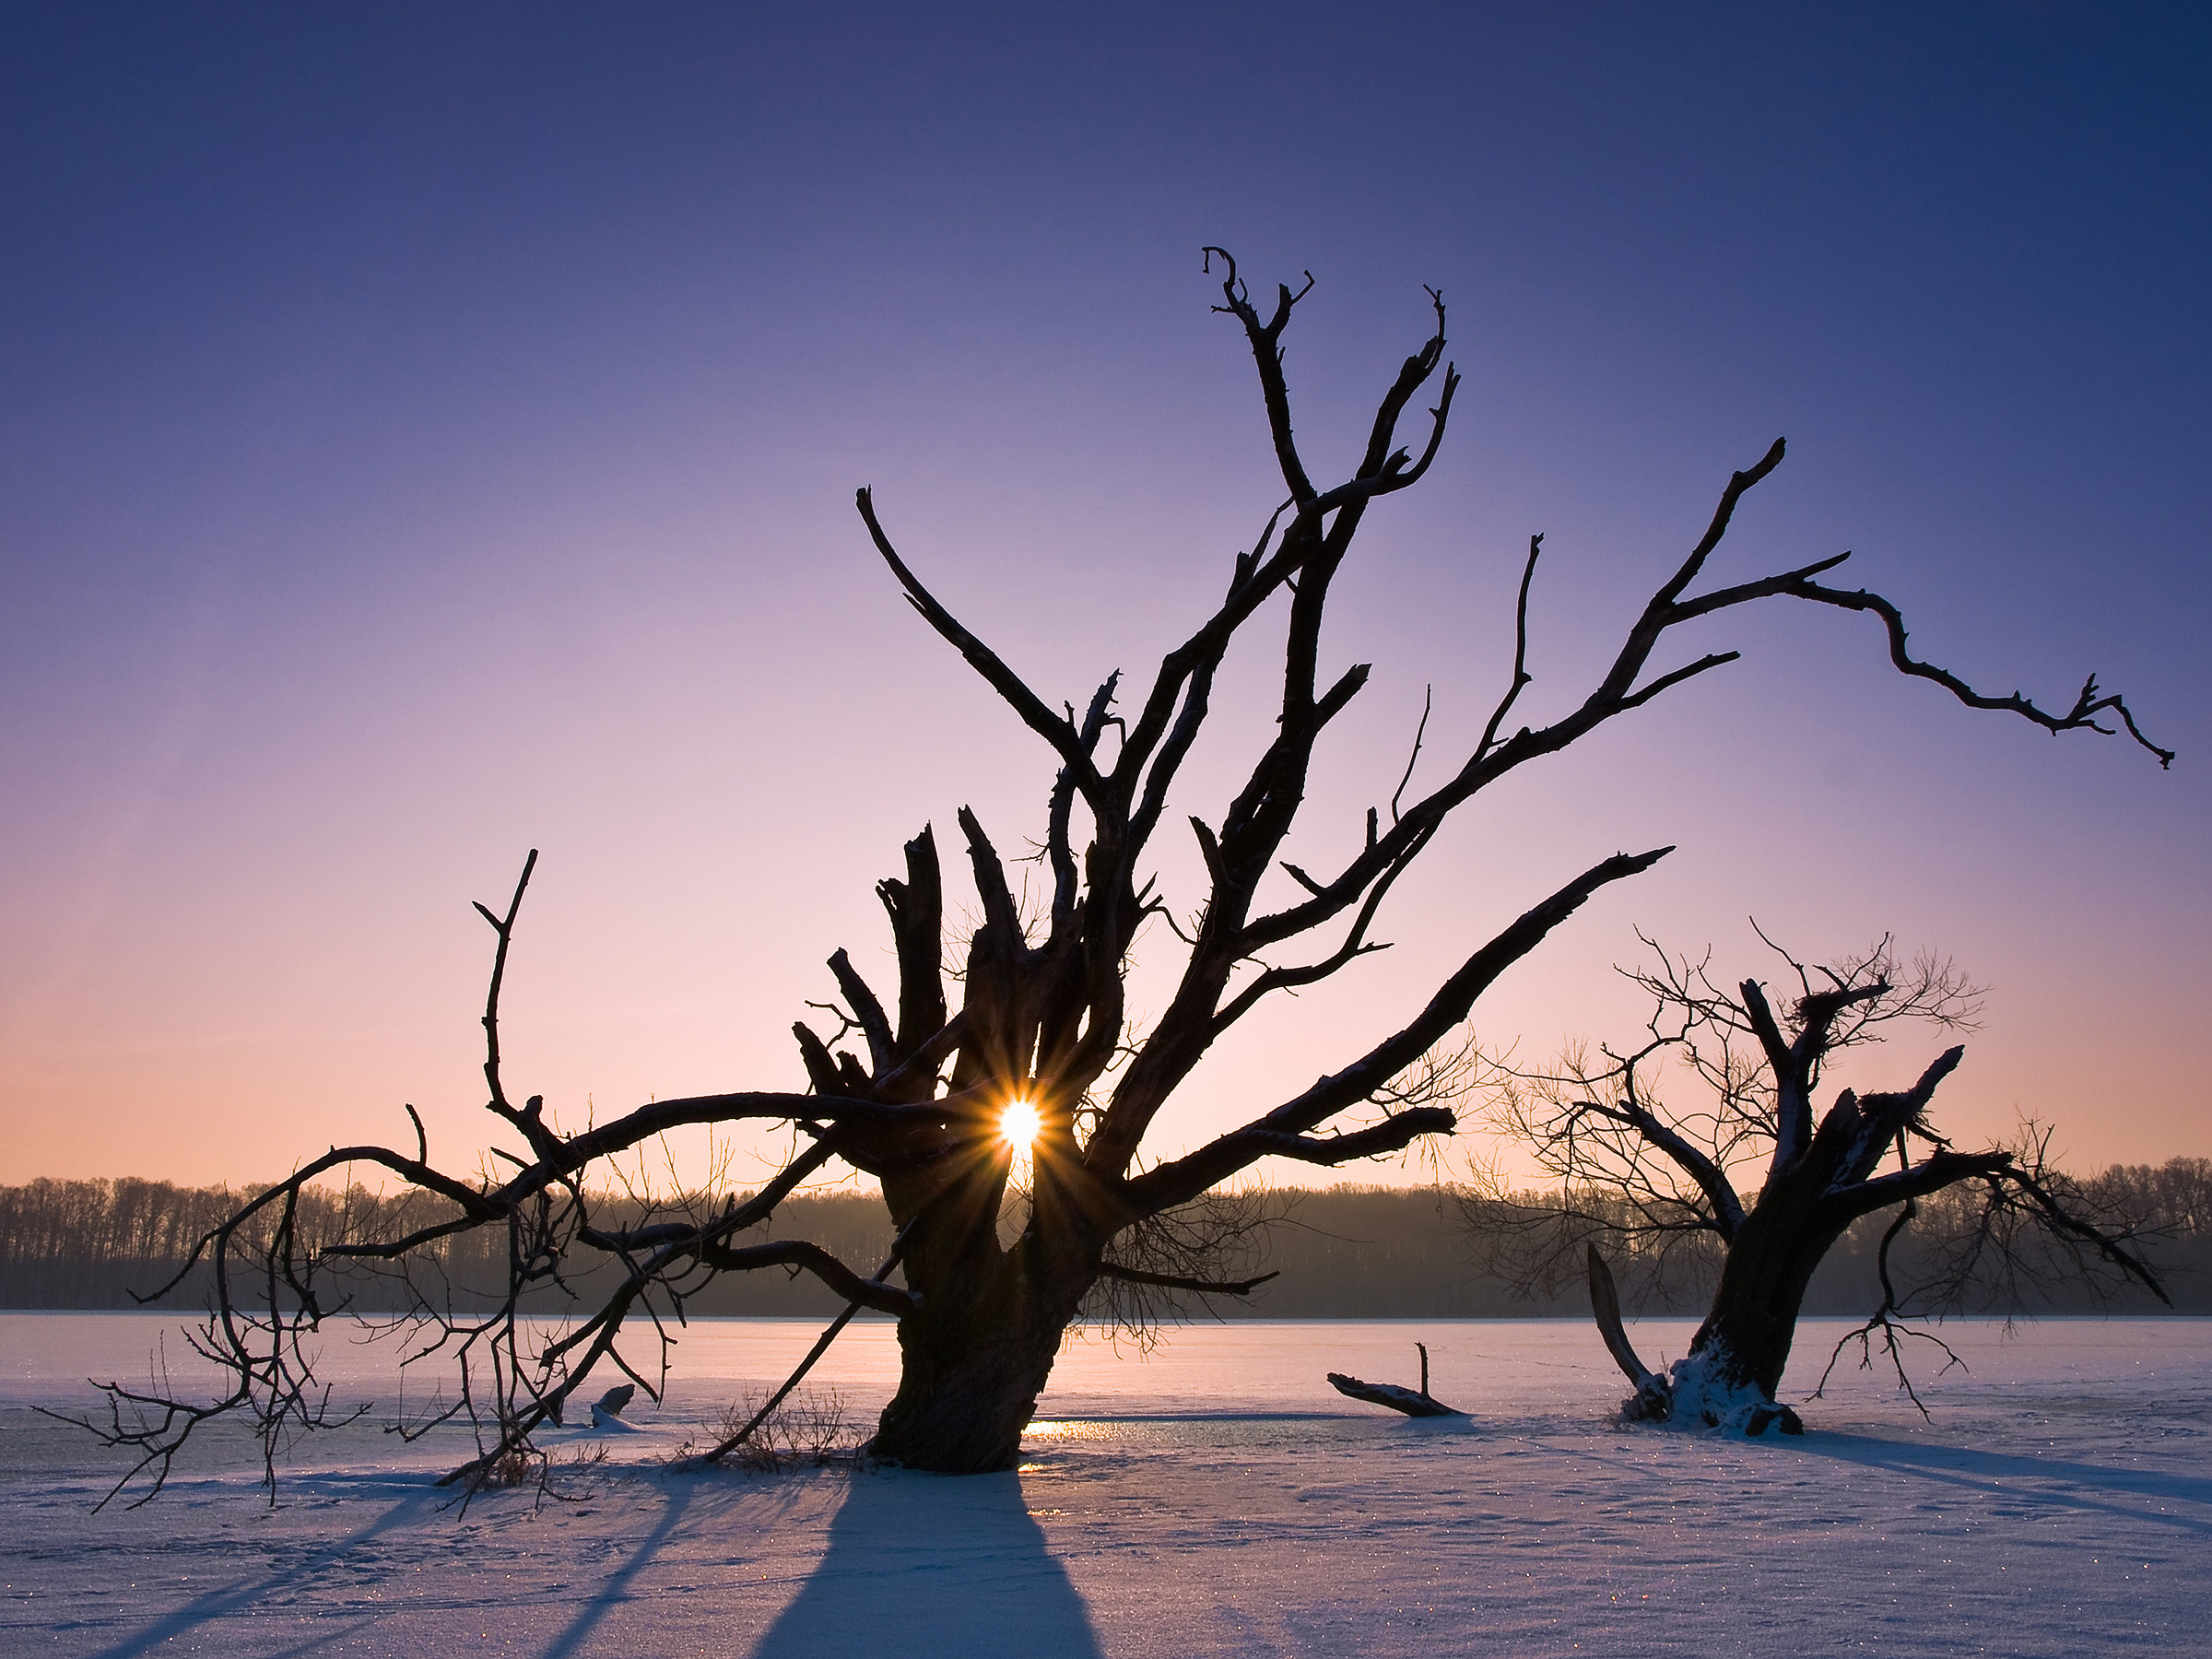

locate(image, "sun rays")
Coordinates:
999 1098 1041 1182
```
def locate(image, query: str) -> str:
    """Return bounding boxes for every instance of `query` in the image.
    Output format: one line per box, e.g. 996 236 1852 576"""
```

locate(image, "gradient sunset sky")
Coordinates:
3 5 2205 1192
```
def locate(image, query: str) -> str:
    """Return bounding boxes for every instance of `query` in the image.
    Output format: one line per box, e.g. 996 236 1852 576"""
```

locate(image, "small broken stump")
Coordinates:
1327 1341 1465 1418
589 1383 638 1429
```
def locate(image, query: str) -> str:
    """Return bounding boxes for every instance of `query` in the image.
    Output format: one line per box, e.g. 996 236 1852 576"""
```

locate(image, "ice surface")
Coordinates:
3 1314 2206 1656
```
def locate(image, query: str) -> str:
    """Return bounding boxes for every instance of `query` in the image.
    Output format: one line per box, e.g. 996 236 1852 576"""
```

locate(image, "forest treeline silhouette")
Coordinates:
6 1166 2203 1317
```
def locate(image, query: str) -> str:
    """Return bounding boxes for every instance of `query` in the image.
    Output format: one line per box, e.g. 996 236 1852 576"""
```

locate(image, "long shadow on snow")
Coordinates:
88 1475 442 1659
532 1476 701 1659
1785 1431 2212 1535
749 1467 1102 1659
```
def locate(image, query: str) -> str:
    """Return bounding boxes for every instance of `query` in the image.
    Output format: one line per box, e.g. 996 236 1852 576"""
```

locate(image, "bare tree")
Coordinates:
80 249 2170 1502
1469 934 2171 1433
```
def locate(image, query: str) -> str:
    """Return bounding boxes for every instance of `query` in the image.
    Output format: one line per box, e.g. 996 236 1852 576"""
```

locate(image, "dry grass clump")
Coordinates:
467 1438 611 1502
672 1385 861 1473
474 1443 545 1489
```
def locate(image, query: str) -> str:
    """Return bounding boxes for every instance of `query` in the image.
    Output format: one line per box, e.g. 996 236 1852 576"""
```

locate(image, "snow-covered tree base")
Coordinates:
1625 1345 1804 1437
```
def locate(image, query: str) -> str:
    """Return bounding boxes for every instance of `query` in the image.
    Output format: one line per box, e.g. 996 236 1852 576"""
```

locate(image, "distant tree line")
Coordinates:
0 1177 897 1313
3 1162 2204 1316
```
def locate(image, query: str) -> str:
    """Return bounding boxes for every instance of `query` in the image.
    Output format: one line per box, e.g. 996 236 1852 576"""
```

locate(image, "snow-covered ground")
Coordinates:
3 1314 2206 1656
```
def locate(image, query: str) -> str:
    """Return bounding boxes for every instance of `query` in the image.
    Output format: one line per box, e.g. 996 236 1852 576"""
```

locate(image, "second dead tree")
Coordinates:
1470 935 2169 1431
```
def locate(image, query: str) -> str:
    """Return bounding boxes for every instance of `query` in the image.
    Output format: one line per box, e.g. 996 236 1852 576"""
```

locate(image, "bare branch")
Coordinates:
1096 1262 1280 1297
855 488 1107 799
1203 246 1318 505
1390 685 1432 824
1474 535 1542 762
1785 579 2174 767
697 1240 919 1316
827 949 895 1077
1126 1109 1456 1214
1256 848 1671 1137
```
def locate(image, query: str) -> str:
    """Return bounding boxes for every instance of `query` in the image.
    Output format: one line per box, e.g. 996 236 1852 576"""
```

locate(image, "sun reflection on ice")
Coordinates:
1022 1419 1112 1443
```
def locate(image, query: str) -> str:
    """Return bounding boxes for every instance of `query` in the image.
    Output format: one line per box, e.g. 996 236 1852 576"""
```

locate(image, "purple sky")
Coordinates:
3 5 2206 1192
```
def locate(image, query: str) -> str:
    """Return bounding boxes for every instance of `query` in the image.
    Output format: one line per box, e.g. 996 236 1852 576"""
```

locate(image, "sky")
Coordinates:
3 3 2206 1194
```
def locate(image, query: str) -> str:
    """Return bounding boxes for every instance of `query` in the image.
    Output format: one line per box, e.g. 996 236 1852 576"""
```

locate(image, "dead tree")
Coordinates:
78 249 2171 1501
1470 935 2170 1432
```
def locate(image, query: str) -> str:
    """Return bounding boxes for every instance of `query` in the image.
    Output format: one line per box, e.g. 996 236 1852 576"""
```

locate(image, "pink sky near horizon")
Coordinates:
3 6 2206 1194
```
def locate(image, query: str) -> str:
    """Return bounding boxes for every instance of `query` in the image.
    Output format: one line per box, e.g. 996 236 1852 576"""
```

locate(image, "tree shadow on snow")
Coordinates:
89 1477 442 1659
1786 1432 2212 1535
749 1469 1102 1659
535 1477 701 1659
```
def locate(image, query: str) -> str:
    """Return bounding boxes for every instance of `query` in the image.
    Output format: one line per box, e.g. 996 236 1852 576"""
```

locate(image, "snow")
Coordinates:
3 1315 2207 1656
1653 1340 1799 1435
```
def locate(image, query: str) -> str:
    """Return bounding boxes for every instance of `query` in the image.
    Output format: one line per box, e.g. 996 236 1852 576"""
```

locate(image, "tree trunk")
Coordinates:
864 1150 1101 1472
1686 1230 1826 1399
867 1254 1086 1472
1667 1182 1848 1429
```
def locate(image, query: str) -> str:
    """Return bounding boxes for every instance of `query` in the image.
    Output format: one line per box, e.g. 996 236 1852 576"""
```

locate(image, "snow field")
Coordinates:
2 1316 2205 1656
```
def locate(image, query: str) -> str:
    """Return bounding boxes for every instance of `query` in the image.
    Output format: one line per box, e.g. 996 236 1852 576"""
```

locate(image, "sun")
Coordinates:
999 1098 1042 1150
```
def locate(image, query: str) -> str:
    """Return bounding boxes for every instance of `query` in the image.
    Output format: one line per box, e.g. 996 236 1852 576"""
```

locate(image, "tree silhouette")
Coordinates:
1470 933 2169 1432
80 251 2169 1500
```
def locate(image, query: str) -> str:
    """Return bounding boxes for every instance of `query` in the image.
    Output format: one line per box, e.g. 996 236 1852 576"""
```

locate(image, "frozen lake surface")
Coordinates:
3 1313 2207 1655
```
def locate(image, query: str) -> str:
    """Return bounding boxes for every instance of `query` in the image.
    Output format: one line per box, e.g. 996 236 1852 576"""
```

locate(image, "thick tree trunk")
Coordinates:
1684 1245 1823 1403
1664 1181 1850 1430
867 1259 1084 1472
865 1149 1101 1472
